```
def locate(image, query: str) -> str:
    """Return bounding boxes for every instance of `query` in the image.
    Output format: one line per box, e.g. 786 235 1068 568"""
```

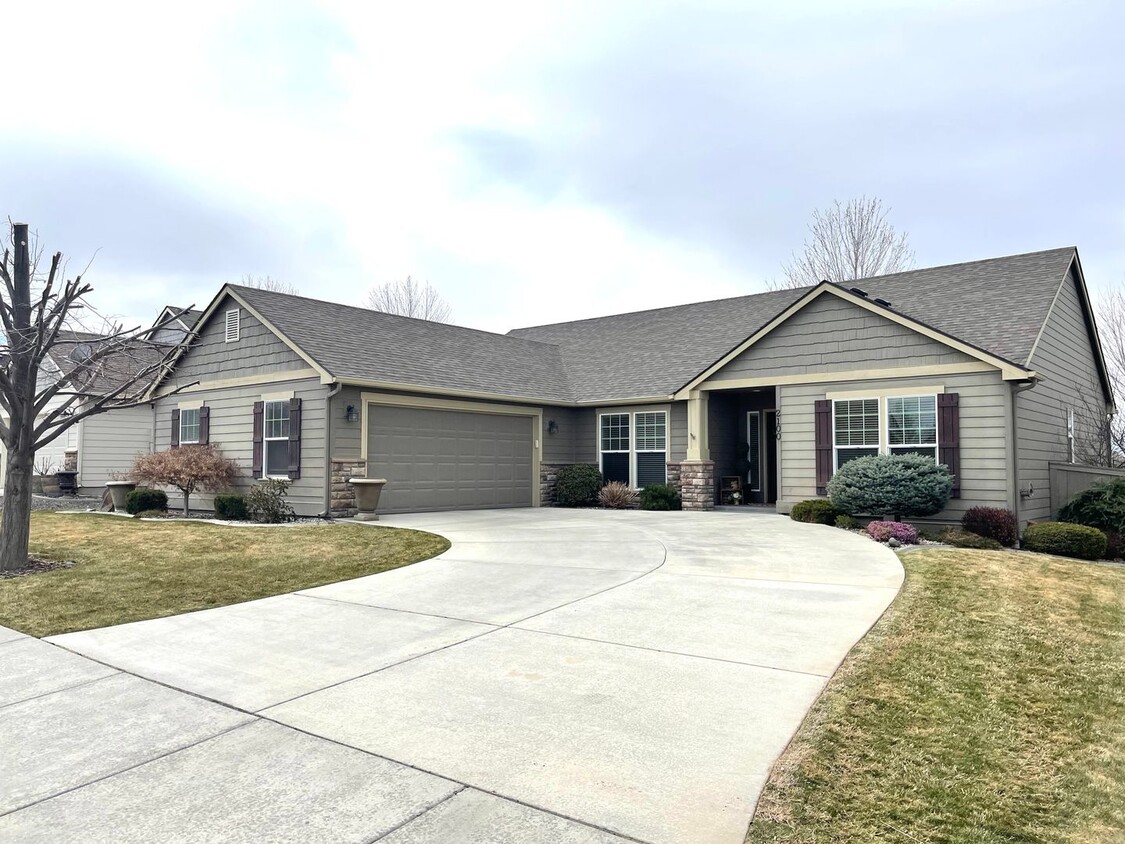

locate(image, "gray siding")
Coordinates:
776 370 1012 523
670 401 688 462
77 405 154 494
153 376 328 516
1017 269 1108 522
574 408 596 463
169 294 310 386
709 294 976 382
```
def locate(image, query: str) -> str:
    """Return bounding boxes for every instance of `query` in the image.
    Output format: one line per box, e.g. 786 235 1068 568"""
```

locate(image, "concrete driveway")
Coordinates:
1 509 901 844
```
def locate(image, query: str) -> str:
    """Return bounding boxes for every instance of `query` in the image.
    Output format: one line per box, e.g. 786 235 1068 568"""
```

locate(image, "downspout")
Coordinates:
1010 377 1039 536
323 382 342 518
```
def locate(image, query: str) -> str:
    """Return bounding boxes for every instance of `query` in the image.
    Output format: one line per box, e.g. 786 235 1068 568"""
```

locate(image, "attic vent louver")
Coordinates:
849 287 868 297
874 297 892 308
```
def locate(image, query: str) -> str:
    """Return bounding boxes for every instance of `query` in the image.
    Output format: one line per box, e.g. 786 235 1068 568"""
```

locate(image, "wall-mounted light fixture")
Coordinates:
345 404 360 423
547 419 559 435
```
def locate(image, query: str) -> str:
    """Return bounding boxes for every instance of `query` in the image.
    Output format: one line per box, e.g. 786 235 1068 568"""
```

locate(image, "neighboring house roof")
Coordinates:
229 286 575 403
172 247 1104 406
153 305 203 333
511 247 1081 401
46 330 168 396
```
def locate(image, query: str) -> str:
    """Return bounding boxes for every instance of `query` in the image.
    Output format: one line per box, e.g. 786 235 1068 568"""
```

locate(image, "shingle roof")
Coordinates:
47 330 168 395
209 248 1079 405
230 286 575 403
509 247 1078 401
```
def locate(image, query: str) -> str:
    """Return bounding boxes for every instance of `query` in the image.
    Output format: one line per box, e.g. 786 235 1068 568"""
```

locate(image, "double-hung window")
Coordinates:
179 408 201 445
887 395 938 460
599 410 668 487
263 399 291 478
634 411 667 487
832 394 939 471
600 413 630 485
833 398 880 470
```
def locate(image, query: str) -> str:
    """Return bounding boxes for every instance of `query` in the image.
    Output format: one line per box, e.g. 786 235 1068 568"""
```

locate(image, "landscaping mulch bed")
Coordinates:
0 555 75 580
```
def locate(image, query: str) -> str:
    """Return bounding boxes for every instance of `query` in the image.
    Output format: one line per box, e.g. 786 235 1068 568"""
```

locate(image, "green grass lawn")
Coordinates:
748 547 1125 844
0 512 450 637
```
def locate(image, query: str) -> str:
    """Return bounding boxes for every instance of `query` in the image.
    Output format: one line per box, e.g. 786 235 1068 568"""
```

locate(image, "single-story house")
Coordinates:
145 247 1111 527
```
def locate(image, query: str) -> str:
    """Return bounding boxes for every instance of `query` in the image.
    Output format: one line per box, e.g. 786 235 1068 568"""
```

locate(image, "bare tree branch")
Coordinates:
365 276 452 323
236 274 299 295
771 196 915 290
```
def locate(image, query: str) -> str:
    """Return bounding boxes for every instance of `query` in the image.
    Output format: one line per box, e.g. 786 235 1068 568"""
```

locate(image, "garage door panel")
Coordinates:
367 405 535 513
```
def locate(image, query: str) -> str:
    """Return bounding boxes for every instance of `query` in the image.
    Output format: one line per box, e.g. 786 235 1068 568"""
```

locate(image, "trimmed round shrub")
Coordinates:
555 464 602 508
835 514 858 530
246 479 295 524
866 520 919 544
828 454 953 520
790 499 839 525
940 528 1003 550
1058 478 1125 538
1023 521 1107 561
639 483 682 511
125 487 168 515
598 481 638 509
214 493 249 521
961 506 1018 547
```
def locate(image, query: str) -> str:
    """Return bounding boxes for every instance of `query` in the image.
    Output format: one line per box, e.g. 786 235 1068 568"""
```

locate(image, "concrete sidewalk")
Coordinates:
2 509 902 843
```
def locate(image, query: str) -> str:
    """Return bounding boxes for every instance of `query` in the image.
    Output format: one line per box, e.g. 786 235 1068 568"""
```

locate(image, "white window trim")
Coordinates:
632 410 668 489
831 393 940 473
262 398 290 479
598 410 668 489
225 308 240 343
179 407 201 445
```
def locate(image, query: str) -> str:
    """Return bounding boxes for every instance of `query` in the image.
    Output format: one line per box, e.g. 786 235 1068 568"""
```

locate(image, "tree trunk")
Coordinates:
0 445 35 571
182 488 190 517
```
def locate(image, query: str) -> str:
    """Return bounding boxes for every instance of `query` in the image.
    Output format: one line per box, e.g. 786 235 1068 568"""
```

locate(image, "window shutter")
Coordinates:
287 397 302 480
815 399 832 496
938 392 960 499
198 406 210 445
252 401 264 479
170 409 181 449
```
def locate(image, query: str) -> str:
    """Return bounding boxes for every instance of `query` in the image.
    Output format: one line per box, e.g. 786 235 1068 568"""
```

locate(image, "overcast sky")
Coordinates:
3 0 1123 334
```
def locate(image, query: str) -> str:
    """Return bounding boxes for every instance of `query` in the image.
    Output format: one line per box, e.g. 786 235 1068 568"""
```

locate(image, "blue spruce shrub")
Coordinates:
827 453 953 521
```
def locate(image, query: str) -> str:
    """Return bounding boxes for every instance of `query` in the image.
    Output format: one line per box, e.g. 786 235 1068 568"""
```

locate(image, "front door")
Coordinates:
746 410 778 505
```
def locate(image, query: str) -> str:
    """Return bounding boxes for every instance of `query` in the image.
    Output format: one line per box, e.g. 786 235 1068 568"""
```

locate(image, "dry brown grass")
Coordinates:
748 548 1125 844
0 512 449 637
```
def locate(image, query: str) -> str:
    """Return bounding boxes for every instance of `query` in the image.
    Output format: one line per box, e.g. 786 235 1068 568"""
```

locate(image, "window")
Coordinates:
600 413 630 485
887 395 937 460
599 410 668 488
225 308 240 342
635 411 667 487
833 398 880 469
179 408 200 444
263 399 290 477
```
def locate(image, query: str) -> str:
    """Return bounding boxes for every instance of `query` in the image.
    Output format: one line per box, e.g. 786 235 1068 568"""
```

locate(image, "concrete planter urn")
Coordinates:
105 481 137 511
347 478 387 521
40 475 61 496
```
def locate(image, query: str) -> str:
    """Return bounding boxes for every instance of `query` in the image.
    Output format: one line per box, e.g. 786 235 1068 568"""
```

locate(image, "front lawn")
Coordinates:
748 547 1125 844
0 512 450 637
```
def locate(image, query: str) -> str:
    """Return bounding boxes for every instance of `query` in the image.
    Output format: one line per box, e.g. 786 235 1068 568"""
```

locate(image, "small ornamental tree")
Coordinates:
827 453 953 521
131 445 240 515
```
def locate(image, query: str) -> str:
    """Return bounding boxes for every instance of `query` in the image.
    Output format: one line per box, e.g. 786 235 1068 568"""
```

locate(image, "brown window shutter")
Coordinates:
170 408 180 448
198 406 210 445
287 397 302 480
252 401 264 479
815 399 832 496
938 392 961 499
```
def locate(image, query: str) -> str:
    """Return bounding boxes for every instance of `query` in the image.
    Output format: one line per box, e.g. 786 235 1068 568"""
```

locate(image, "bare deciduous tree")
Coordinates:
132 444 240 515
772 196 915 290
0 223 190 571
238 274 299 295
365 276 452 323
1075 283 1125 467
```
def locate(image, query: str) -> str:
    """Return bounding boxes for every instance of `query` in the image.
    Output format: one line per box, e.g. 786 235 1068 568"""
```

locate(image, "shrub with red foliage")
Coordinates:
961 506 1018 547
865 520 919 544
132 445 240 515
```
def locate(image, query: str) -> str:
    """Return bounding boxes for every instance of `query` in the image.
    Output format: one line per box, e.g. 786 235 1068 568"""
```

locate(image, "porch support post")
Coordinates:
686 390 709 461
682 390 715 511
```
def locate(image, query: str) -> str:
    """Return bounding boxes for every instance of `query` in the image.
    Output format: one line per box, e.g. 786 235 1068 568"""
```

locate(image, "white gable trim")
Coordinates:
674 283 1035 399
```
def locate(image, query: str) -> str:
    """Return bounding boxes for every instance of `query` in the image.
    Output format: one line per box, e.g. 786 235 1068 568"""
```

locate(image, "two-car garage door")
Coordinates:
366 404 536 513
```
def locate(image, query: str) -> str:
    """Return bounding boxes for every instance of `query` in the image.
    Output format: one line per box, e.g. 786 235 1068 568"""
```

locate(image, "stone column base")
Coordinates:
679 460 715 511
330 459 367 518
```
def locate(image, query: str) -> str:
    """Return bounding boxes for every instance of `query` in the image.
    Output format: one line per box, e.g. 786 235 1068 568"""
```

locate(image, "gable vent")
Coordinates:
225 308 240 342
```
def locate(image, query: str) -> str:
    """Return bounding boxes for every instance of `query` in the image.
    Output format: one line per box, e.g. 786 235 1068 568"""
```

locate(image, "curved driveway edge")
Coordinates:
12 509 902 844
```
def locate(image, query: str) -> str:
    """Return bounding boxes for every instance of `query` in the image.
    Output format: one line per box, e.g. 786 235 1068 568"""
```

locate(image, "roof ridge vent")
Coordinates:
873 297 892 308
849 287 868 297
